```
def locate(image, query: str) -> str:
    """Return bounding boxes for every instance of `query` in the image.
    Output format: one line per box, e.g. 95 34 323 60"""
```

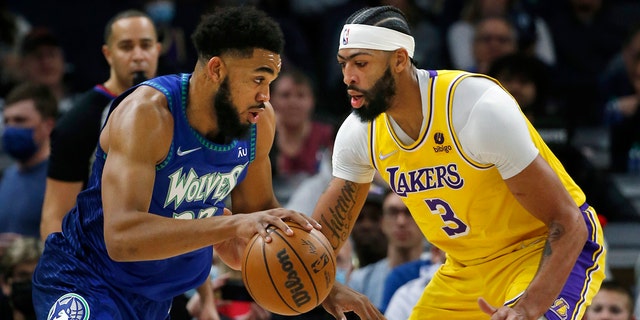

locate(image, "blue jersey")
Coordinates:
34 74 256 317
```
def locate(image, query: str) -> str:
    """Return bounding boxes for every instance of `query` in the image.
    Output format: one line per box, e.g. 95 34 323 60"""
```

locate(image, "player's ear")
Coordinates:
392 48 409 72
206 56 226 83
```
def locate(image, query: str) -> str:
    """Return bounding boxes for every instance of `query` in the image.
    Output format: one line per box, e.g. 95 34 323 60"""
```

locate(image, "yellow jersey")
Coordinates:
370 70 586 266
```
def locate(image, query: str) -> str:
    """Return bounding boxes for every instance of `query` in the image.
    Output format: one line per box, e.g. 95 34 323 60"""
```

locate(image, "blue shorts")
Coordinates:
33 233 173 320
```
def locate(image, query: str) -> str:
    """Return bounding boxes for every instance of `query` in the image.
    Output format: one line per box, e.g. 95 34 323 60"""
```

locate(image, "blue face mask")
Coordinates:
1 126 38 162
336 268 349 285
146 1 175 25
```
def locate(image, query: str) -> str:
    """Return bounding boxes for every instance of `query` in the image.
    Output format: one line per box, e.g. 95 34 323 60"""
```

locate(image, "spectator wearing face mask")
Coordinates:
144 0 188 74
0 83 58 239
0 236 43 320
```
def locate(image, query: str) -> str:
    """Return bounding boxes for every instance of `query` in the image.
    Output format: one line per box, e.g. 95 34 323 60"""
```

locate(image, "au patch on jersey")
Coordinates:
47 293 90 320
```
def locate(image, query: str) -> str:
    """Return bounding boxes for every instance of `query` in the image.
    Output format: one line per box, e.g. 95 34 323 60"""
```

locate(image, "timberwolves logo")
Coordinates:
550 297 569 320
342 27 350 45
47 293 90 320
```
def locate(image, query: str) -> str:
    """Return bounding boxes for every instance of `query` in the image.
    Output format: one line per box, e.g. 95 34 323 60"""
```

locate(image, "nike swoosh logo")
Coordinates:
177 147 202 156
379 150 398 160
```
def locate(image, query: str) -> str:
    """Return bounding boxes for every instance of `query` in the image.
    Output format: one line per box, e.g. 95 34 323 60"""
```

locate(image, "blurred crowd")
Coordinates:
1 0 640 319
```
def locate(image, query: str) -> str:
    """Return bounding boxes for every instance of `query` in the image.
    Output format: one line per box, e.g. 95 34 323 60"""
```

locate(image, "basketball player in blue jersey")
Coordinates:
30 7 330 320
313 5 606 320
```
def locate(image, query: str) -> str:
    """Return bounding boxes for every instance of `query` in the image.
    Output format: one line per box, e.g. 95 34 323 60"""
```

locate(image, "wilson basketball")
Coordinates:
241 222 336 315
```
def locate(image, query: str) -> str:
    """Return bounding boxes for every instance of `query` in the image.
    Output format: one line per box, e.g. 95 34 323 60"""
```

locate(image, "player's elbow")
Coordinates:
104 232 137 262
549 208 588 245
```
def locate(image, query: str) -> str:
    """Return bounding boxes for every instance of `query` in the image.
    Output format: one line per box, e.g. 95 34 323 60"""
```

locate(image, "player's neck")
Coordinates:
386 76 423 140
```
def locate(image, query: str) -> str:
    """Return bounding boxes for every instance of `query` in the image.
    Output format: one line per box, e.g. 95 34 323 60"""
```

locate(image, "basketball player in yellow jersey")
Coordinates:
312 5 606 320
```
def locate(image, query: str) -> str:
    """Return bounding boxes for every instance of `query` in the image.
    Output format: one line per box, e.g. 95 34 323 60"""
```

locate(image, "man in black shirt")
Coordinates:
40 9 161 239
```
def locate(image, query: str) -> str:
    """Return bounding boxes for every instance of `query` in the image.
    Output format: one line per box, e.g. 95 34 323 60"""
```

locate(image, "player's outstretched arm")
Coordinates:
311 177 370 254
312 178 378 318
481 155 588 319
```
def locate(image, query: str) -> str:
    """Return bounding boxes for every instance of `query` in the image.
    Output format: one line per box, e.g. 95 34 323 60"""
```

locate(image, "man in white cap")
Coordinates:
312 5 606 320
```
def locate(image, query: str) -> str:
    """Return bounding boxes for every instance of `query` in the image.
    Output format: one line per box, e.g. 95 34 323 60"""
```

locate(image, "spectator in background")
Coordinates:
376 0 445 69
384 245 445 320
600 23 640 126
447 0 555 71
350 184 387 269
0 236 43 320
0 83 57 239
487 53 559 128
608 56 640 173
584 280 635 320
40 9 161 240
469 15 518 74
269 69 335 204
544 0 625 127
335 237 354 286
143 0 188 74
379 243 441 313
348 190 425 310
18 28 75 114
0 1 31 98
0 2 31 173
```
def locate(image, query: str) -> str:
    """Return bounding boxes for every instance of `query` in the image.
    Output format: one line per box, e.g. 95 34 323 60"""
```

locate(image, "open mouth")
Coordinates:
350 94 364 108
247 108 264 123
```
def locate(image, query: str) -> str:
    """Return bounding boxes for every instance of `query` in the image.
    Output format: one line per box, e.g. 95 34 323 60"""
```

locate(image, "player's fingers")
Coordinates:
322 304 346 320
478 297 498 316
285 212 318 231
222 208 232 216
297 213 322 230
356 308 385 320
254 222 274 242
265 217 293 237
354 302 386 320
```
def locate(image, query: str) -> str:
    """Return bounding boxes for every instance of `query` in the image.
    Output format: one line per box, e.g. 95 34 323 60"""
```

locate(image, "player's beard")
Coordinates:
351 67 396 122
214 77 252 140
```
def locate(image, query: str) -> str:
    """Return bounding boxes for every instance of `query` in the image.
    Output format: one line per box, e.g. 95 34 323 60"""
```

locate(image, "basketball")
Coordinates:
241 221 336 315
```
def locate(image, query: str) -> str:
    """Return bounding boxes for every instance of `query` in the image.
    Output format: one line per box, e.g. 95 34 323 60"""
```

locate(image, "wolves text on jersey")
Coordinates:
164 163 247 212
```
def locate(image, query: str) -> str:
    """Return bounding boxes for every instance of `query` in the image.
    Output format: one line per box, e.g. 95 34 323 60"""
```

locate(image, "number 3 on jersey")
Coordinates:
424 199 469 238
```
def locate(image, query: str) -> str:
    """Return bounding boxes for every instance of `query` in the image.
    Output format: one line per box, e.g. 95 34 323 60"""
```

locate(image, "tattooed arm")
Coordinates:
478 155 588 320
312 178 385 320
312 178 371 253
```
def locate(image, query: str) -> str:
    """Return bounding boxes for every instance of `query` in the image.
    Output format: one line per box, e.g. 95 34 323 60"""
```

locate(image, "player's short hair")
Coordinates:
103 10 155 44
344 5 412 37
4 82 59 119
191 6 284 61
597 280 635 314
344 6 416 65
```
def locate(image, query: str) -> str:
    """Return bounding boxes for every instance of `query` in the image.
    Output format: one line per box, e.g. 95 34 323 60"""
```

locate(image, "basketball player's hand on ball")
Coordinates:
478 297 530 319
232 207 321 243
322 282 385 320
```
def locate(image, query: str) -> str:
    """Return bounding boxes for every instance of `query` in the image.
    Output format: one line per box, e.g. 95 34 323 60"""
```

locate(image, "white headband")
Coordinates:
339 24 415 58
